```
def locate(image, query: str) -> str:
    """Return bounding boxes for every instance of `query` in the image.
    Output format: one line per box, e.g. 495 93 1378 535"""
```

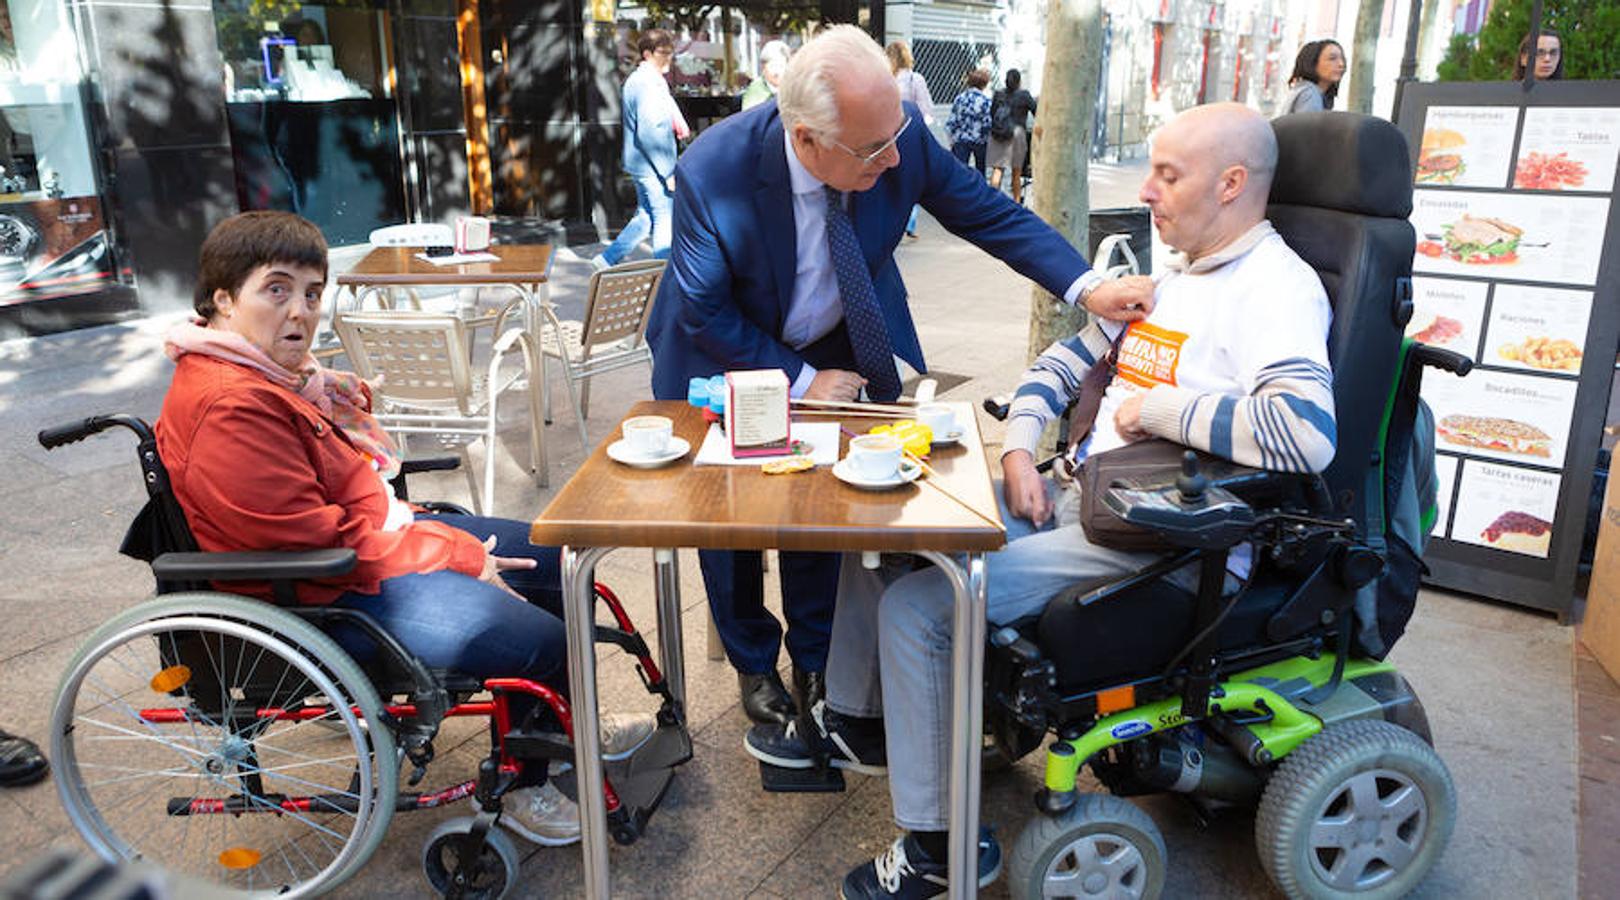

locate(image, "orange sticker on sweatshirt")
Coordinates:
1115 321 1188 388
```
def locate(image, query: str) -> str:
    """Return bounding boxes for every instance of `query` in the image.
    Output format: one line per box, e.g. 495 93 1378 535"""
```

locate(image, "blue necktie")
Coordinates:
823 186 901 401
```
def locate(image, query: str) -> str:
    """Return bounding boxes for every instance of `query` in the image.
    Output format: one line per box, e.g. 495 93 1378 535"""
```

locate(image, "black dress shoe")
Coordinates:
738 670 796 725
0 729 48 787
793 665 825 715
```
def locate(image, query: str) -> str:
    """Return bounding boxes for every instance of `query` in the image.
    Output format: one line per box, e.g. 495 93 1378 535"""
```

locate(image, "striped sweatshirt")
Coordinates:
1006 221 1337 475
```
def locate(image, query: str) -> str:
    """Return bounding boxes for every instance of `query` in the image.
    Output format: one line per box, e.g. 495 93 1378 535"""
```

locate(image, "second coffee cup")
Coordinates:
848 434 903 480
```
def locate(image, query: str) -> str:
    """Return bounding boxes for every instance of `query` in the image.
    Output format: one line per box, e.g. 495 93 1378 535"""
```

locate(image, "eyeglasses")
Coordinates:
825 115 912 168
1533 47 1561 59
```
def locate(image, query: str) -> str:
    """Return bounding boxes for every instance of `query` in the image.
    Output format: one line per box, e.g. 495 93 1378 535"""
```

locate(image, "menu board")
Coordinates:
1399 80 1620 619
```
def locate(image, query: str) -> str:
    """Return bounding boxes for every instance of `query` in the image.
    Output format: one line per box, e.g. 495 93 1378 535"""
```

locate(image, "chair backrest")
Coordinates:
577 260 665 351
334 310 476 416
1267 112 1415 535
369 223 453 247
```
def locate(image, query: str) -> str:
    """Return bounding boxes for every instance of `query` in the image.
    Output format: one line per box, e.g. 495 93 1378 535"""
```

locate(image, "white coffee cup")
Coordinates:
916 403 957 441
848 434 903 480
622 415 673 456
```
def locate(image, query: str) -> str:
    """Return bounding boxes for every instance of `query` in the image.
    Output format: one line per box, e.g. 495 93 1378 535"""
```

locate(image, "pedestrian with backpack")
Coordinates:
987 68 1036 205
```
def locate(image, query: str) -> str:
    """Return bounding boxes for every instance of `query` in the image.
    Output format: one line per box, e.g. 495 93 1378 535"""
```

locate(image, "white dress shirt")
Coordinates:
778 130 1100 397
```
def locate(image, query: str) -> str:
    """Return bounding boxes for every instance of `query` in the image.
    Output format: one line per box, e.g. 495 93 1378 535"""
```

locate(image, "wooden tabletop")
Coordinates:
335 244 554 285
531 400 1007 553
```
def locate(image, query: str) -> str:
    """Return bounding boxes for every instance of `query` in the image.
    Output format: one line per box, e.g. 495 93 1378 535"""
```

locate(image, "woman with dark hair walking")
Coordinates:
1279 39 1346 114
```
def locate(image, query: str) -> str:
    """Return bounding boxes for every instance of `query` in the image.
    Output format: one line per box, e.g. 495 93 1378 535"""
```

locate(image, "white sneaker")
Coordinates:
589 254 610 272
600 712 657 761
496 781 580 847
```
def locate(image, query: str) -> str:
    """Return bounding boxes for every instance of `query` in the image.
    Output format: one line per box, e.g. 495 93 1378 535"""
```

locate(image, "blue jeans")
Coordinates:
601 174 672 265
951 140 987 176
825 480 1167 830
327 513 567 686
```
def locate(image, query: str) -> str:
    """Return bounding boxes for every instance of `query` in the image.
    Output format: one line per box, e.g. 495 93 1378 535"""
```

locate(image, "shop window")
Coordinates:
213 0 406 244
0 0 116 308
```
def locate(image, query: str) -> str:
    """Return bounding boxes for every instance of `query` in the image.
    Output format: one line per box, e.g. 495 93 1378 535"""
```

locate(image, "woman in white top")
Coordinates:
1279 39 1346 115
886 40 934 238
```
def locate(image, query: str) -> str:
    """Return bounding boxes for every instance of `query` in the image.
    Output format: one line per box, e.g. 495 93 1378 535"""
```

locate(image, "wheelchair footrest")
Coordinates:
758 762 845 793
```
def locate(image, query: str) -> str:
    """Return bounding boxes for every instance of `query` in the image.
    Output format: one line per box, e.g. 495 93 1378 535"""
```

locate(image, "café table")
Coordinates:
331 243 558 351
530 399 1007 899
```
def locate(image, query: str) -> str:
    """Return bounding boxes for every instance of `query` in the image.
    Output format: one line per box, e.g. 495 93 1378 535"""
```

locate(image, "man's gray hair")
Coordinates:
777 24 890 140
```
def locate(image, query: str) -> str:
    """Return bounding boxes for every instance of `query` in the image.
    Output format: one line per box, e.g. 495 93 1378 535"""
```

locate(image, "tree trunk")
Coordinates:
1415 0 1441 77
1026 0 1104 362
1348 0 1386 113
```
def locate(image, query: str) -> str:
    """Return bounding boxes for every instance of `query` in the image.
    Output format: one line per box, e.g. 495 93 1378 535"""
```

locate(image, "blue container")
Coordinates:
687 376 709 408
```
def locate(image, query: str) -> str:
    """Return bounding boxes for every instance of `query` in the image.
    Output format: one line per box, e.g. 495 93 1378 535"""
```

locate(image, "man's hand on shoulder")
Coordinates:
1084 275 1155 323
805 369 867 402
1114 391 1151 442
1001 450 1053 527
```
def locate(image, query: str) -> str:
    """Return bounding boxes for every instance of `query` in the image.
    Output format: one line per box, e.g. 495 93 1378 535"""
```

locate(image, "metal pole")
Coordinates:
1524 0 1544 91
1391 0 1424 124
922 549 988 898
653 548 687 712
562 545 614 898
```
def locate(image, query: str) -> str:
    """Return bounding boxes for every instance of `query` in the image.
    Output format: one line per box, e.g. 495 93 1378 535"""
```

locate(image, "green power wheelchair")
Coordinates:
982 112 1469 899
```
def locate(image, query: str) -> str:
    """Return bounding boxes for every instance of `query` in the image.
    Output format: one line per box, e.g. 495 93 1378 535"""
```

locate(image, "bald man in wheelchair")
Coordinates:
743 102 1339 899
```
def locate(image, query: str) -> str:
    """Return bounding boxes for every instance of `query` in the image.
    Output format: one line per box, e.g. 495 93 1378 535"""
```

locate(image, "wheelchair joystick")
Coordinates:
1175 451 1208 505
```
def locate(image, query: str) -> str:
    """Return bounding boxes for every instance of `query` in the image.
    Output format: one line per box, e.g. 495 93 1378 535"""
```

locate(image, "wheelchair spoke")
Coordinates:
79 762 194 789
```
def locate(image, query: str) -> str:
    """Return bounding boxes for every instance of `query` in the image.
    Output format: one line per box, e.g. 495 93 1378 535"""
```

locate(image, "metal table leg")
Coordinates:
562 544 615 898
917 550 989 899
653 548 686 712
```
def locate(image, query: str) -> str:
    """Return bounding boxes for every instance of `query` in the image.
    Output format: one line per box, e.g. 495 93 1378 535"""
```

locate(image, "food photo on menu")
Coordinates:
1514 106 1620 193
1411 190 1610 285
1416 106 1519 188
1420 366 1577 467
1408 277 1488 359
1484 284 1593 374
1448 459 1561 558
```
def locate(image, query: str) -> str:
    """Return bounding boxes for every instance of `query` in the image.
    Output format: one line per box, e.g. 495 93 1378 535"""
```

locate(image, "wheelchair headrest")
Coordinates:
1269 112 1412 220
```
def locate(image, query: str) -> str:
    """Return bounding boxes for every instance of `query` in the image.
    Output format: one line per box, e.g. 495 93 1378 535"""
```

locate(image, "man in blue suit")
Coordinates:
645 25 1153 731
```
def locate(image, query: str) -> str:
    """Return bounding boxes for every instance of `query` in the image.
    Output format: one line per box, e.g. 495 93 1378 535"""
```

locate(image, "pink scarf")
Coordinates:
165 319 403 478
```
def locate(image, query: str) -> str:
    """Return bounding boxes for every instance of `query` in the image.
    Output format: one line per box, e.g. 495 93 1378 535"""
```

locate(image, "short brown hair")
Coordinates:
637 29 673 59
194 211 328 318
966 68 990 89
884 40 913 72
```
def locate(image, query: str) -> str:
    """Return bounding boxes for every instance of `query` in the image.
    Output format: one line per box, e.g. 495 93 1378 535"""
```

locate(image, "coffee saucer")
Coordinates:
832 457 923 491
930 428 965 448
607 437 691 469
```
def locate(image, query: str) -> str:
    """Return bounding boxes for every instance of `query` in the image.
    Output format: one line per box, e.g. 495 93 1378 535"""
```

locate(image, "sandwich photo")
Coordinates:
1418 215 1524 265
1480 510 1552 556
1498 335 1583 372
1437 414 1551 458
1408 314 1464 347
1417 128 1466 184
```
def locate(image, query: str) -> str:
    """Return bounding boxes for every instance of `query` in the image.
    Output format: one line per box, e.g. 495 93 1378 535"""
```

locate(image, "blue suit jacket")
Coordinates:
645 100 1092 400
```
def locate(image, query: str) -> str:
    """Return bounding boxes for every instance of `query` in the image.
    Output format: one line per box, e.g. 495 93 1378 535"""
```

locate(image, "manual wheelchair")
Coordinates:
980 113 1467 899
37 414 691 898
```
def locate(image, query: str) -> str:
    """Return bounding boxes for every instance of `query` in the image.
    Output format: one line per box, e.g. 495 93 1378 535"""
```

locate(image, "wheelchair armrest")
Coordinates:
398 455 463 476
151 549 357 583
1101 454 1330 550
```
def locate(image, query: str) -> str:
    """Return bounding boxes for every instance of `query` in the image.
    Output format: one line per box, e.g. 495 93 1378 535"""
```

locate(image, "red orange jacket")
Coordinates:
155 354 487 605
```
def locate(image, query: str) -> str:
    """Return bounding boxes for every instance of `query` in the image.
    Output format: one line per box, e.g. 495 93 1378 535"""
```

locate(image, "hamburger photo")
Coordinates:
1480 510 1552 556
1417 127 1466 184
1437 414 1551 458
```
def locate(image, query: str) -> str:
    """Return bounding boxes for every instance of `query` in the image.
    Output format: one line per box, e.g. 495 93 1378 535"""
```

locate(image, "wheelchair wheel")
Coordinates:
1255 719 1456 900
1006 793 1167 900
51 593 399 898
421 817 519 899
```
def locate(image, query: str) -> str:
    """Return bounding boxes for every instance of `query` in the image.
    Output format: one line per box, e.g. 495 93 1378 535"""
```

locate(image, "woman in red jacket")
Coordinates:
154 211 647 848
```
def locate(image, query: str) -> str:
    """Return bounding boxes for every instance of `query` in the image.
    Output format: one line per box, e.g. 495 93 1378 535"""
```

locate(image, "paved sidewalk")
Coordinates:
0 165 1581 898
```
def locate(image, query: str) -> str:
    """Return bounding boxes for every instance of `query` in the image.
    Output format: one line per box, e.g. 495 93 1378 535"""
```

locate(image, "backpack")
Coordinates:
990 91 1014 140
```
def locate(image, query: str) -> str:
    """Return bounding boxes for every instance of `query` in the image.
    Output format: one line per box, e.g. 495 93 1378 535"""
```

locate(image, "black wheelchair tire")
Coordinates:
51 592 399 898
421 817 518 900
1255 719 1457 900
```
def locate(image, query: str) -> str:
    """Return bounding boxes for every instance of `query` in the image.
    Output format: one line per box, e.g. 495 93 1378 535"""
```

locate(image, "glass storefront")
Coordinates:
0 0 116 311
213 0 407 245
